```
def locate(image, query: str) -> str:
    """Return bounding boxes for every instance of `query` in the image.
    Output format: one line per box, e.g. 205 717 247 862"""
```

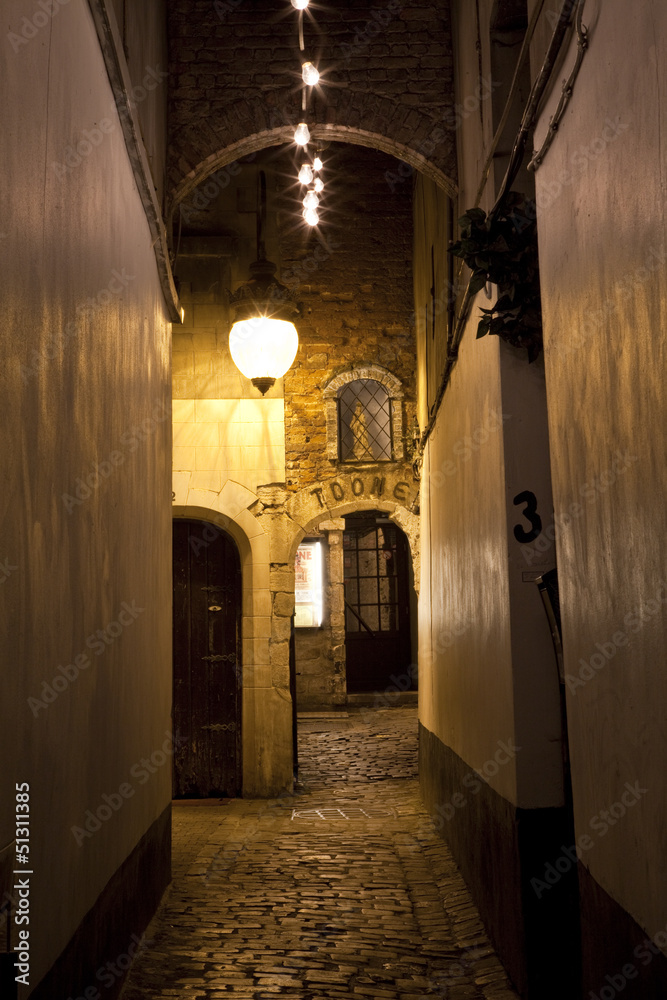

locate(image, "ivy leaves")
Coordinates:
448 192 543 362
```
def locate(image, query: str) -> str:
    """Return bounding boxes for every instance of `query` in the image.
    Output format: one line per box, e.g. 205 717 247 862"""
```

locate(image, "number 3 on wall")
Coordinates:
513 490 543 543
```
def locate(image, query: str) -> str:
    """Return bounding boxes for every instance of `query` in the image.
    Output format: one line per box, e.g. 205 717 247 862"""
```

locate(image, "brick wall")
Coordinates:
166 0 455 206
278 144 416 492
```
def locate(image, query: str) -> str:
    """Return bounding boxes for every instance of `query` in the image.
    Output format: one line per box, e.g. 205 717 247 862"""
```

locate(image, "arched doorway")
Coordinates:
172 518 242 797
343 510 415 693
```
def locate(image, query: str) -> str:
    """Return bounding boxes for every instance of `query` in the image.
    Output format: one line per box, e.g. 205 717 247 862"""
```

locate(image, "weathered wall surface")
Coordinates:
532 0 667 990
1 0 172 993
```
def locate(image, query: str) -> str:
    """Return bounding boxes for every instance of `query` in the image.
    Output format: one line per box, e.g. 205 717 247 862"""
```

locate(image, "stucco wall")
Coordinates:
532 0 667 949
418 313 517 802
416 6 574 992
1 0 172 989
417 0 563 819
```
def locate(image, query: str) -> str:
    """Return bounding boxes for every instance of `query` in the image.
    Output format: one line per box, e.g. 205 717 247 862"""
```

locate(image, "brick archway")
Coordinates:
167 122 457 227
167 0 456 223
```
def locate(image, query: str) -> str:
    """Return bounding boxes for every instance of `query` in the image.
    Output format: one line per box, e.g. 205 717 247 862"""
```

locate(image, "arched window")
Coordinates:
338 379 392 462
323 364 404 463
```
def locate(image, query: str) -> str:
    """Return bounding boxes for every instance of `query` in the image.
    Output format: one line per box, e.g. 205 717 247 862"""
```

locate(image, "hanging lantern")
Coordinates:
229 172 300 395
229 314 299 395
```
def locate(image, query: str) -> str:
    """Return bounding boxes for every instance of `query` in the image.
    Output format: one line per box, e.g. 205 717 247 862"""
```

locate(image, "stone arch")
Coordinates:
287 498 420 701
167 121 457 229
323 363 405 462
286 494 420 595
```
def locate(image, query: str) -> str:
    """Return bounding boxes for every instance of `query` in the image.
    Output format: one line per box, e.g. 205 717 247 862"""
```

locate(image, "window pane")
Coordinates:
357 551 377 576
359 605 379 631
338 379 392 462
359 578 378 604
357 529 376 549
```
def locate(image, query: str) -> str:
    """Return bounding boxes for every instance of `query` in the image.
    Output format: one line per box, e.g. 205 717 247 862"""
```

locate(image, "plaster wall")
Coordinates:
532 0 667 946
416 6 571 989
417 0 563 813
418 318 517 803
1 0 172 990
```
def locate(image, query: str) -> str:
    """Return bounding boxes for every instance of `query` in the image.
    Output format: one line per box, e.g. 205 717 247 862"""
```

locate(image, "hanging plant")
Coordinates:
448 191 543 362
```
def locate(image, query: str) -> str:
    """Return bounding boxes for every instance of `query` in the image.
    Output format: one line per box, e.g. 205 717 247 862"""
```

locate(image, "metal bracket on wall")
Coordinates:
528 0 589 172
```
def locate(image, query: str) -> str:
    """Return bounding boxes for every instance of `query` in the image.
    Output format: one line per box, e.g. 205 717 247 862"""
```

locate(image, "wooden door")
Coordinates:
343 512 414 692
172 519 242 797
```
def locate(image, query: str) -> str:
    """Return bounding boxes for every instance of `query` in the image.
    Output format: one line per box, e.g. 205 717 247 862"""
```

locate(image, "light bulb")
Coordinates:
303 208 319 226
294 122 310 146
298 163 313 185
313 177 324 193
303 190 319 209
291 0 309 7
313 156 323 171
302 62 319 86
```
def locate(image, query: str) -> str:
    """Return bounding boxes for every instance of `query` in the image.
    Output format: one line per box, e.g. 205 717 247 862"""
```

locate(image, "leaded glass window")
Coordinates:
337 379 392 462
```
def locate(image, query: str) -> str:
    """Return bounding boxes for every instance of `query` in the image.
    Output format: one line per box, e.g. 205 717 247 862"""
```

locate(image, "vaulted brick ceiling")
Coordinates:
166 0 456 215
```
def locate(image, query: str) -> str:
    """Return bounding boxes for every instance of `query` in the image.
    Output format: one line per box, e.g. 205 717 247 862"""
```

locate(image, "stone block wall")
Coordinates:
280 145 418 492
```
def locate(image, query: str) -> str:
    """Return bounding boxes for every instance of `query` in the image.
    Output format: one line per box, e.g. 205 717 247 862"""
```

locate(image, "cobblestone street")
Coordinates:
119 707 519 999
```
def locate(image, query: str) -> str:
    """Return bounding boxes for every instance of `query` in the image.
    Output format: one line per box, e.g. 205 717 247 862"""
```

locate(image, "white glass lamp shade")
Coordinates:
229 317 299 393
302 62 320 85
313 177 324 193
291 0 309 8
303 207 319 226
313 156 323 171
298 163 313 185
303 190 319 209
294 122 310 146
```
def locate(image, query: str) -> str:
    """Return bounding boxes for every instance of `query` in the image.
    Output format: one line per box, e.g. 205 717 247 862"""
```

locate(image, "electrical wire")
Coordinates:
473 0 546 208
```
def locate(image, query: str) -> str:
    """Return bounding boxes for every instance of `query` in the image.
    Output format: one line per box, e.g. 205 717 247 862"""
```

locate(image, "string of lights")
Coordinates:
290 0 324 227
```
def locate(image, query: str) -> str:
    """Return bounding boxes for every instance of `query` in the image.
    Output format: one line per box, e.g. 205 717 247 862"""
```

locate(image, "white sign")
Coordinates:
295 541 323 627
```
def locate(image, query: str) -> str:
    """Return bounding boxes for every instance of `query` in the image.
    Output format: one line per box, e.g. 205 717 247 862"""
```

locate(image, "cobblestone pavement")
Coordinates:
120 707 519 1000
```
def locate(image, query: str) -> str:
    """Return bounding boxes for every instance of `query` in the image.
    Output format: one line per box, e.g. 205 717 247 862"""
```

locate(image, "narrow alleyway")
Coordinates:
119 708 519 999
